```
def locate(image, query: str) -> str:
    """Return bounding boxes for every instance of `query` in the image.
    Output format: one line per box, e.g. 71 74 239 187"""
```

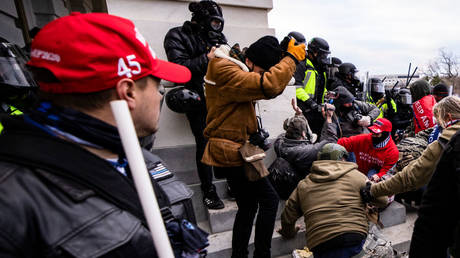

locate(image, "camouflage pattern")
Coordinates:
317 143 348 161
359 224 408 258
395 127 434 172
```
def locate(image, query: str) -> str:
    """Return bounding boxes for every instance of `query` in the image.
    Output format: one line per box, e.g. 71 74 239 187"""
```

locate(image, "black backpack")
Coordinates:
268 156 300 200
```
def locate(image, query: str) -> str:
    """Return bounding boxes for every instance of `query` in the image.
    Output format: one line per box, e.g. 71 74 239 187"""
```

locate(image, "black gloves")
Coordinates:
360 181 374 204
305 98 319 112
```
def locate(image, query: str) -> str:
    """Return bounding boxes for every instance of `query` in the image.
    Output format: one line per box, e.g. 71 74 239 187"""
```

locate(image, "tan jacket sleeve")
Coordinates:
209 56 296 103
371 141 442 197
280 186 303 238
356 172 388 207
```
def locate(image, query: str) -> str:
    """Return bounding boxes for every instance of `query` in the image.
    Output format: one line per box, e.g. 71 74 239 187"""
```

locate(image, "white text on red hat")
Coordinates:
31 49 61 62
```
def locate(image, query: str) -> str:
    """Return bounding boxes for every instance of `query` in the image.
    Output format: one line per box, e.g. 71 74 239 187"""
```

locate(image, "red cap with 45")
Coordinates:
28 12 191 93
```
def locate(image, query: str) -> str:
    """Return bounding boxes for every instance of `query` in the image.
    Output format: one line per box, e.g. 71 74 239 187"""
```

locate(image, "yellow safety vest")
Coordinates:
295 59 327 103
369 98 397 119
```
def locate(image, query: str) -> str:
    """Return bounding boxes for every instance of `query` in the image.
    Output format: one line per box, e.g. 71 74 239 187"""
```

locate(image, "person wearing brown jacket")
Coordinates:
278 143 388 258
201 36 305 258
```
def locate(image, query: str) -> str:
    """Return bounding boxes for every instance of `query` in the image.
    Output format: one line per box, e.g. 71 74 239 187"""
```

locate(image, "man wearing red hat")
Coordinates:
338 118 399 182
0 13 191 257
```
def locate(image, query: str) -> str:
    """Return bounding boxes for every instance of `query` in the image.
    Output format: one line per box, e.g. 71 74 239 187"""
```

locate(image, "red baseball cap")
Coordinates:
27 12 191 93
368 118 392 134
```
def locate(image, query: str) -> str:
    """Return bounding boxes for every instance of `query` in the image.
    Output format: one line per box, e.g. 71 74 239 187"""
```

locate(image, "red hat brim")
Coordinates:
151 59 191 84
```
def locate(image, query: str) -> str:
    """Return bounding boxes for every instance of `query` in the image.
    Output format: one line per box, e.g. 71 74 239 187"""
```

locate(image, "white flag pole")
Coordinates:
110 100 174 258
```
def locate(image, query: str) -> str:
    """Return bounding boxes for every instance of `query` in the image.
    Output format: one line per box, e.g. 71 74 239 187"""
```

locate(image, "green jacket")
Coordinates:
371 123 460 197
280 160 387 249
295 59 327 103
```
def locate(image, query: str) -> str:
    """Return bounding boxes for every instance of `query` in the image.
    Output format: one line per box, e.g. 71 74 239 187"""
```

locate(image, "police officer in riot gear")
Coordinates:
0 39 38 132
330 62 361 97
391 88 413 137
326 56 342 90
164 0 227 209
296 37 331 135
368 78 397 120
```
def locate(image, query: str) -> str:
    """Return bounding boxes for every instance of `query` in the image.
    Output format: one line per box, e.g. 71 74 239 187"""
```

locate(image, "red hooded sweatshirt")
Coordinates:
338 133 399 178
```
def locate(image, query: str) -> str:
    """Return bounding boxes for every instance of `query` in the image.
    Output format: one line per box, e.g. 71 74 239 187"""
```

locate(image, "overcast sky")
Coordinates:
268 0 460 77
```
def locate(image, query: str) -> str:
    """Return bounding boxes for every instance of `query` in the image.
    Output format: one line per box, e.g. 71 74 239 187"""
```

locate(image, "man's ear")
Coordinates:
116 78 137 110
245 58 251 68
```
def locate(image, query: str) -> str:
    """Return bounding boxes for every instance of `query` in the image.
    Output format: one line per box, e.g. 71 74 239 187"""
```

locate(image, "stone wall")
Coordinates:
107 0 296 148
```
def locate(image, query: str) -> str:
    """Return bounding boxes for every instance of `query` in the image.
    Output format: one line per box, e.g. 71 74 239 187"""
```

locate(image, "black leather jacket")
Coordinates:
274 120 338 178
164 21 226 99
0 118 160 257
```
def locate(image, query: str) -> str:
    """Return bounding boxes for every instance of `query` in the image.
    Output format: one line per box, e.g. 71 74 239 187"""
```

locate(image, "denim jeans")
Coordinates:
314 239 365 258
214 166 279 258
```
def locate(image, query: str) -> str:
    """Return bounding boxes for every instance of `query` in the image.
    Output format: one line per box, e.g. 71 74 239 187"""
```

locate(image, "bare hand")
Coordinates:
322 103 335 122
291 98 303 115
207 46 217 60
370 174 380 182
277 226 300 239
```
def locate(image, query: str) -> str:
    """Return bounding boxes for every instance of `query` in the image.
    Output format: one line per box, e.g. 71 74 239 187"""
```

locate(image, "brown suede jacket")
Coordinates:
201 46 296 167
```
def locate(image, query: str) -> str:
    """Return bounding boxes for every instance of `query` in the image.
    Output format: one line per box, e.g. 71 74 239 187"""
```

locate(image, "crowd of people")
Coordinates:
1 0 460 258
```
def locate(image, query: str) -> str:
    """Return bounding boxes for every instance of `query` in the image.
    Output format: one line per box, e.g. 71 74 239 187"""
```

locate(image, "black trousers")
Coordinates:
185 105 214 192
214 166 279 258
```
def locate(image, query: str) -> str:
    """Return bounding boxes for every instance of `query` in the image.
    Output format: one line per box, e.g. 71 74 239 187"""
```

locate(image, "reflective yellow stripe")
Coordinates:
9 106 22 115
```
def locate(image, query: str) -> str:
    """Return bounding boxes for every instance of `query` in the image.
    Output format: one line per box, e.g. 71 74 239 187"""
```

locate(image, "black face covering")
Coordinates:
371 92 384 102
372 131 390 145
339 105 353 114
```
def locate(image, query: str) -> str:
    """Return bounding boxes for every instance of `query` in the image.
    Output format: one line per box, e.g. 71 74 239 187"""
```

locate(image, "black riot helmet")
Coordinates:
0 40 38 108
369 78 385 101
287 31 306 45
165 86 202 113
369 78 384 93
337 63 359 82
189 0 224 33
330 57 342 67
307 37 330 69
397 88 412 105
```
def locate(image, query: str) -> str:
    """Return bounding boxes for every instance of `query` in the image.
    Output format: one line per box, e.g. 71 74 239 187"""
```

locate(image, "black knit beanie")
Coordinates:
245 35 283 71
433 83 449 97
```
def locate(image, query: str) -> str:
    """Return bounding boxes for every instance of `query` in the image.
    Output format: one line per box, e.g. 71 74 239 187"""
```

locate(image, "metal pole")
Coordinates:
110 100 174 258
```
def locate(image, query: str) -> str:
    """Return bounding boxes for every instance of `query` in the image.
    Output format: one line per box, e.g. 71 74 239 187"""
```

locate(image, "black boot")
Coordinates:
203 185 224 210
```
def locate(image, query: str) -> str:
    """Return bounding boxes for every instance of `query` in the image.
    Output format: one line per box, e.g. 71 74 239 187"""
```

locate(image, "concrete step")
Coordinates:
381 210 417 254
379 201 407 228
207 199 286 233
205 211 417 258
206 199 406 234
207 218 306 258
188 180 231 223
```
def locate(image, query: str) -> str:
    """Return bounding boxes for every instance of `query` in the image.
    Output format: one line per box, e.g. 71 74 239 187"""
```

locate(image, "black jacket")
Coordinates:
329 75 359 97
164 21 225 99
274 120 338 178
293 59 307 86
0 117 163 257
409 130 460 257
